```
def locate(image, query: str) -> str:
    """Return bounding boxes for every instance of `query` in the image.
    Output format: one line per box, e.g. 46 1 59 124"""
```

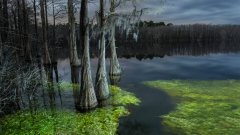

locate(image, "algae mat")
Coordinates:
0 86 140 135
144 80 240 135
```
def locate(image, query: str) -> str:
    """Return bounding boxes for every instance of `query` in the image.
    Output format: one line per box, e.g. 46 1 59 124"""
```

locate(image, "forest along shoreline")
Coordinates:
0 0 142 134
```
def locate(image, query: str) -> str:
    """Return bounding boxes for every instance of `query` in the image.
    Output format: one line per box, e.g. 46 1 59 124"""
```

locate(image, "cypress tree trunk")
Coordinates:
71 66 80 107
109 0 121 76
33 0 38 38
22 0 32 62
17 0 24 56
109 26 121 75
44 0 48 32
0 33 2 65
68 0 80 66
79 0 98 110
40 0 51 65
33 0 40 57
0 0 3 64
95 0 110 101
110 75 121 86
2 0 8 43
51 0 57 63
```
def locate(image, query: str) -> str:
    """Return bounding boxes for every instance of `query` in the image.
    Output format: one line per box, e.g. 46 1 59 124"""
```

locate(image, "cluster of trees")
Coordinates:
0 0 141 111
139 20 173 27
136 24 240 44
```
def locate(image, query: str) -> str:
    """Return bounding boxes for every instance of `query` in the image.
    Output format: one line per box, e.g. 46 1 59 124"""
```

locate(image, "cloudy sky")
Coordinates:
136 0 240 24
55 0 240 25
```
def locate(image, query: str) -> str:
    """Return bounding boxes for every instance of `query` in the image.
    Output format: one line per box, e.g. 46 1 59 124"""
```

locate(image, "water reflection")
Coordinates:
31 42 240 134
71 66 81 108
53 42 240 61
118 119 150 135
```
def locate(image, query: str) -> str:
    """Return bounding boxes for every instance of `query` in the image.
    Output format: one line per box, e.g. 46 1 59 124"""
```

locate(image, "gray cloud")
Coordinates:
139 0 240 24
57 0 240 24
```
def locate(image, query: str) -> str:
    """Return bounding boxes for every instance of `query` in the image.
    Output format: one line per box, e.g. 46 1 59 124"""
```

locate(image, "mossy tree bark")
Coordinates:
109 0 122 76
79 0 98 110
95 0 110 101
109 25 121 75
68 0 80 66
40 0 51 65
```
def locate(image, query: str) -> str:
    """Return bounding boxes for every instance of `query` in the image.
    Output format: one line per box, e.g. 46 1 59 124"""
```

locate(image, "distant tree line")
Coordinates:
133 24 240 45
47 23 240 49
138 20 173 27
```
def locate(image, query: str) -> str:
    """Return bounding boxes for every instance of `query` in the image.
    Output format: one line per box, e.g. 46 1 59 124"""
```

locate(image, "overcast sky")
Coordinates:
138 0 240 24
55 0 240 25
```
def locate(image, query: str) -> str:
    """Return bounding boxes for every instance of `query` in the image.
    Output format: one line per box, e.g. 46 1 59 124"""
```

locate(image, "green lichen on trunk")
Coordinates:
0 86 140 135
144 80 240 135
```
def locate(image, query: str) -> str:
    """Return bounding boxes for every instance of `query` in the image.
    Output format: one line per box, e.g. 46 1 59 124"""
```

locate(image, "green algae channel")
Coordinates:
0 86 140 135
144 80 240 135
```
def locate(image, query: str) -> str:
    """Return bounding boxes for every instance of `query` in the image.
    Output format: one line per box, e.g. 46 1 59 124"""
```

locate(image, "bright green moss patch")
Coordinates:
144 80 240 135
0 86 140 135
58 81 80 90
111 86 140 106
44 81 80 91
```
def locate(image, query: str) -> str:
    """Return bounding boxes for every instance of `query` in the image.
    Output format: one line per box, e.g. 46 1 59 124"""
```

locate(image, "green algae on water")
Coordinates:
0 86 140 135
144 80 240 135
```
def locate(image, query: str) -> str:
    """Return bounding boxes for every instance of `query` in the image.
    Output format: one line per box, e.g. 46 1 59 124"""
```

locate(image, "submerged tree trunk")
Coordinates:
109 26 121 75
95 0 110 101
40 0 51 64
79 0 98 110
71 66 80 107
110 75 121 86
109 0 121 76
68 0 80 66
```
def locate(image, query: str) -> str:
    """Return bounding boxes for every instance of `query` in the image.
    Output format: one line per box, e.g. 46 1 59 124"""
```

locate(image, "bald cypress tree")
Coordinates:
79 0 98 110
109 0 121 76
40 0 51 65
68 0 80 66
2 0 8 43
95 0 110 101
0 0 3 64
22 0 32 62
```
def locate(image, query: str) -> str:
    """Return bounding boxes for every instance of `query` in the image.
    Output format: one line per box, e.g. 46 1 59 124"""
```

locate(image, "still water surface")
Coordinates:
54 50 240 135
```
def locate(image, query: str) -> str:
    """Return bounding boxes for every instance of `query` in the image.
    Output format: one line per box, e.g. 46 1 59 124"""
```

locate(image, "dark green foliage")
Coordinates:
138 21 167 27
0 86 140 135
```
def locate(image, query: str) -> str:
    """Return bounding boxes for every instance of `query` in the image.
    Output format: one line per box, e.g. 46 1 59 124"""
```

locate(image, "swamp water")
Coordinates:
1 42 240 135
